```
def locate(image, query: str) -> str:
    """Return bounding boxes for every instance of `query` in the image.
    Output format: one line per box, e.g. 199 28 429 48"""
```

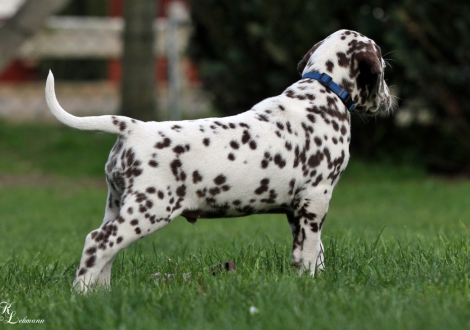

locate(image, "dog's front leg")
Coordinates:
290 193 329 276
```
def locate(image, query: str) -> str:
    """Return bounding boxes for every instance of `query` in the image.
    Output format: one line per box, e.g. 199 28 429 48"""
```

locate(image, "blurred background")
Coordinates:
0 0 469 175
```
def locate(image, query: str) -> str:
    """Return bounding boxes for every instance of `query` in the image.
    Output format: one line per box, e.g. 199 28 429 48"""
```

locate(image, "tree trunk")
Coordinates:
0 0 71 71
120 0 157 120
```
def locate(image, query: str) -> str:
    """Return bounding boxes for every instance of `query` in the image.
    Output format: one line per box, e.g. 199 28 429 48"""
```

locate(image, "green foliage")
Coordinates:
1 165 470 329
189 0 470 173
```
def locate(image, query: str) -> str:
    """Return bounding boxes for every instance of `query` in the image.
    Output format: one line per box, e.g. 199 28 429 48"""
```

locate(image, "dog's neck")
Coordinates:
301 72 356 112
301 58 375 113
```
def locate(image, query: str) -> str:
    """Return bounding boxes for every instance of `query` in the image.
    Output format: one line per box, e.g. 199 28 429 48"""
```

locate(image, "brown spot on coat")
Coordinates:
249 140 257 150
230 141 239 149
170 159 186 181
173 145 186 154
85 255 96 268
257 114 269 122
308 151 324 168
254 178 270 194
273 154 286 168
193 171 203 183
326 60 334 73
155 138 171 149
214 175 227 185
176 185 186 197
241 130 251 144
337 52 349 67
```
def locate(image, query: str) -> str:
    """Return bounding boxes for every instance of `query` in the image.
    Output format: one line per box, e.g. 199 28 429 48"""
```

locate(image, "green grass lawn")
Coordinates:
0 122 469 329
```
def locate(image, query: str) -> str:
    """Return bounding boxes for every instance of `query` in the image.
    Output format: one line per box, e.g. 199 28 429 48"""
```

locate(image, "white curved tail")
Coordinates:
45 71 130 134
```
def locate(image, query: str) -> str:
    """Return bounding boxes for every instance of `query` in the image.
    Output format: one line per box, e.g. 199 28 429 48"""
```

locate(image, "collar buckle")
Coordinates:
318 73 333 86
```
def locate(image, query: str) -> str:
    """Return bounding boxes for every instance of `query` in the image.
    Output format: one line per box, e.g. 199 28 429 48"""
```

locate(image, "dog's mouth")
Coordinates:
355 95 395 117
377 95 398 115
354 106 381 117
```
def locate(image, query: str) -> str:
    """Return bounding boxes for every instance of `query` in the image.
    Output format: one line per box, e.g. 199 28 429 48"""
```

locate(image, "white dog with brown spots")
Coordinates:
45 29 395 293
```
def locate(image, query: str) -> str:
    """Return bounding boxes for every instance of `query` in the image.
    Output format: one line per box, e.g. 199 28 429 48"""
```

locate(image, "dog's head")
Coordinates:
297 30 394 116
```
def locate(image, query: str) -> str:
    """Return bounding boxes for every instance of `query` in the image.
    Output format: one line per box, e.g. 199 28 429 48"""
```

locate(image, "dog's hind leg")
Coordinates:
95 181 123 286
73 194 178 293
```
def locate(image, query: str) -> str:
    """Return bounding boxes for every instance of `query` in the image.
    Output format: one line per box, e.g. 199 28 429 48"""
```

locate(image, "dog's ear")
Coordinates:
356 51 381 92
356 51 381 75
297 40 323 75
355 46 384 109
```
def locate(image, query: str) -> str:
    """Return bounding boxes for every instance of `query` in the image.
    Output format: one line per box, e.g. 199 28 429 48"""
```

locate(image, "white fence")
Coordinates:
17 15 188 59
0 13 211 122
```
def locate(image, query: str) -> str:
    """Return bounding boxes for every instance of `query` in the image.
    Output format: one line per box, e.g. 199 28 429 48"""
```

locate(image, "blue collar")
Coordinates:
302 72 356 111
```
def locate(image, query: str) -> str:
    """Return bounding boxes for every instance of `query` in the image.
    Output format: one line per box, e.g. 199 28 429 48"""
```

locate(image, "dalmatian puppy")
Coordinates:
45 29 394 292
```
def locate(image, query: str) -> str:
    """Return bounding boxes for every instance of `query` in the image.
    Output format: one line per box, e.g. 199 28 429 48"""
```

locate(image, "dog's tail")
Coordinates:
45 71 134 135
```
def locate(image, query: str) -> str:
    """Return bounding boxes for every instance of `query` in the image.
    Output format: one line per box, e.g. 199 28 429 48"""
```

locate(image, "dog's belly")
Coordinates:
181 204 291 222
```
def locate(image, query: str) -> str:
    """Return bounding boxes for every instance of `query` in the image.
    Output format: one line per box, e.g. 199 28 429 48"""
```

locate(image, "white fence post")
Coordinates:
166 1 190 121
